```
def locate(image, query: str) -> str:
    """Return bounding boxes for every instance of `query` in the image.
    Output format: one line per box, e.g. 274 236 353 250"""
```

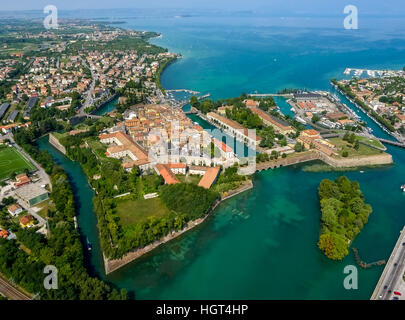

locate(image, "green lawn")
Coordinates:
0 146 36 181
355 136 386 150
116 197 171 226
329 137 383 157
176 174 202 185
33 200 55 219
86 138 108 159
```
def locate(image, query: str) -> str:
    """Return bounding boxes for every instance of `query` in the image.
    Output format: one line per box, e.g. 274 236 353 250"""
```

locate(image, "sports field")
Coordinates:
0 146 36 181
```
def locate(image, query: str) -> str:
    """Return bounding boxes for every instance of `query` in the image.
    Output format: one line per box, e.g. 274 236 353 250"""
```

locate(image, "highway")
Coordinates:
0 275 31 300
372 226 405 300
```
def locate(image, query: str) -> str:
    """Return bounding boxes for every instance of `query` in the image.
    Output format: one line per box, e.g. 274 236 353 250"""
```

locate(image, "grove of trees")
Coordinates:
317 176 372 260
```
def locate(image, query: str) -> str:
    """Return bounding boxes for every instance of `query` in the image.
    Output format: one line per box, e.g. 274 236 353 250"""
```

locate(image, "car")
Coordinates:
388 290 392 294
384 285 388 290
394 291 402 296
402 243 405 246
394 263 398 267
392 297 399 300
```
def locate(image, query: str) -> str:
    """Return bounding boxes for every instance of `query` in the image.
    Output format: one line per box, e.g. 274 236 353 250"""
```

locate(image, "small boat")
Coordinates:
360 171 364 173
86 238 92 251
401 185 405 192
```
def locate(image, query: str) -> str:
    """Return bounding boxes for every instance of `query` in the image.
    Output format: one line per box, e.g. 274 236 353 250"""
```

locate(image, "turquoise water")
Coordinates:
94 97 119 116
38 10 405 299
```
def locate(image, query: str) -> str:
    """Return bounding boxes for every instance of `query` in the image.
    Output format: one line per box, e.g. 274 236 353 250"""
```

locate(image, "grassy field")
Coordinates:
176 174 202 185
329 137 383 157
0 146 36 181
86 138 108 159
355 136 386 150
32 200 55 219
116 197 171 226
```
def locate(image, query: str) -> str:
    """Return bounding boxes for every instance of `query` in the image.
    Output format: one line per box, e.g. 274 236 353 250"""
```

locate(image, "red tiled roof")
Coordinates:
213 138 233 153
198 167 220 189
156 164 180 185
167 163 187 169
302 129 320 137
19 215 34 226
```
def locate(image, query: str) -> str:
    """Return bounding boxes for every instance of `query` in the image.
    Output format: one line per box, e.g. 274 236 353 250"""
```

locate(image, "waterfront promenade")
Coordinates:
371 226 405 300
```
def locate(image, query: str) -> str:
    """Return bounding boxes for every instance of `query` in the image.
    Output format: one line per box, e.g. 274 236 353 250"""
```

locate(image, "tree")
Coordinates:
312 115 320 123
294 142 304 152
318 233 348 260
190 96 198 107
317 177 372 260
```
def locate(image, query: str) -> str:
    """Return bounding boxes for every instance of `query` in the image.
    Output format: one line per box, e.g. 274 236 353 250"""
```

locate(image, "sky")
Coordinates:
2 0 405 16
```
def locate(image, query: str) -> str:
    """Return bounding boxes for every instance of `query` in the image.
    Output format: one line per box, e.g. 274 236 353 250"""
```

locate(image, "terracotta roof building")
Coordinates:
206 112 262 146
7 204 23 217
155 164 180 185
99 132 153 171
15 173 31 188
248 106 295 135
198 166 221 189
19 215 34 228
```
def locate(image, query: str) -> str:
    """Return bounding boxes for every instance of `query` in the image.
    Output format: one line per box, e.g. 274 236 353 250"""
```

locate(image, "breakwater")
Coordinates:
352 248 386 269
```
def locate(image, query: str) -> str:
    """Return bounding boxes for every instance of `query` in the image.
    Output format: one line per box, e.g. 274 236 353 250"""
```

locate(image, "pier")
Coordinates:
248 93 293 98
166 89 200 95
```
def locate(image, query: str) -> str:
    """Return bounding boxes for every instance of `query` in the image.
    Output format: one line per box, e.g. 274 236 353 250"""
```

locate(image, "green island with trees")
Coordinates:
317 176 372 260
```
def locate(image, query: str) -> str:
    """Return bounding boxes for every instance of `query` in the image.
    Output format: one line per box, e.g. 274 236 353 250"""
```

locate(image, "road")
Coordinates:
372 226 405 300
78 56 96 116
0 274 31 300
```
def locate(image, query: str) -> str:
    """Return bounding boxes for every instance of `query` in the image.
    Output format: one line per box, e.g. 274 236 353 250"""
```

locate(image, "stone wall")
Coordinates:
49 133 66 155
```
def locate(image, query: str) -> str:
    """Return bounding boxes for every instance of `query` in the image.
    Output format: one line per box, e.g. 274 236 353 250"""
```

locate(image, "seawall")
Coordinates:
48 133 66 155
319 152 393 168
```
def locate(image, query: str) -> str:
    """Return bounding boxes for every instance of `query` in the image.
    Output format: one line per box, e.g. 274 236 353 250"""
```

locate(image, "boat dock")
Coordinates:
166 89 200 95
371 226 405 300
248 93 293 98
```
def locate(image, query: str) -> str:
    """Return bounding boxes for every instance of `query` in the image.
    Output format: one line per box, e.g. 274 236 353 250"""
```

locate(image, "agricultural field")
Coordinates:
0 145 36 180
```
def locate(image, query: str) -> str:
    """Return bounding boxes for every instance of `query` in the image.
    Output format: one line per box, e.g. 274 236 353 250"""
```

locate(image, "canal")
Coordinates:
37 91 405 299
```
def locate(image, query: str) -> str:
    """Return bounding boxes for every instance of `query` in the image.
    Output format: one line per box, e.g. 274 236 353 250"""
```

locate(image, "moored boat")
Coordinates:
86 237 92 251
